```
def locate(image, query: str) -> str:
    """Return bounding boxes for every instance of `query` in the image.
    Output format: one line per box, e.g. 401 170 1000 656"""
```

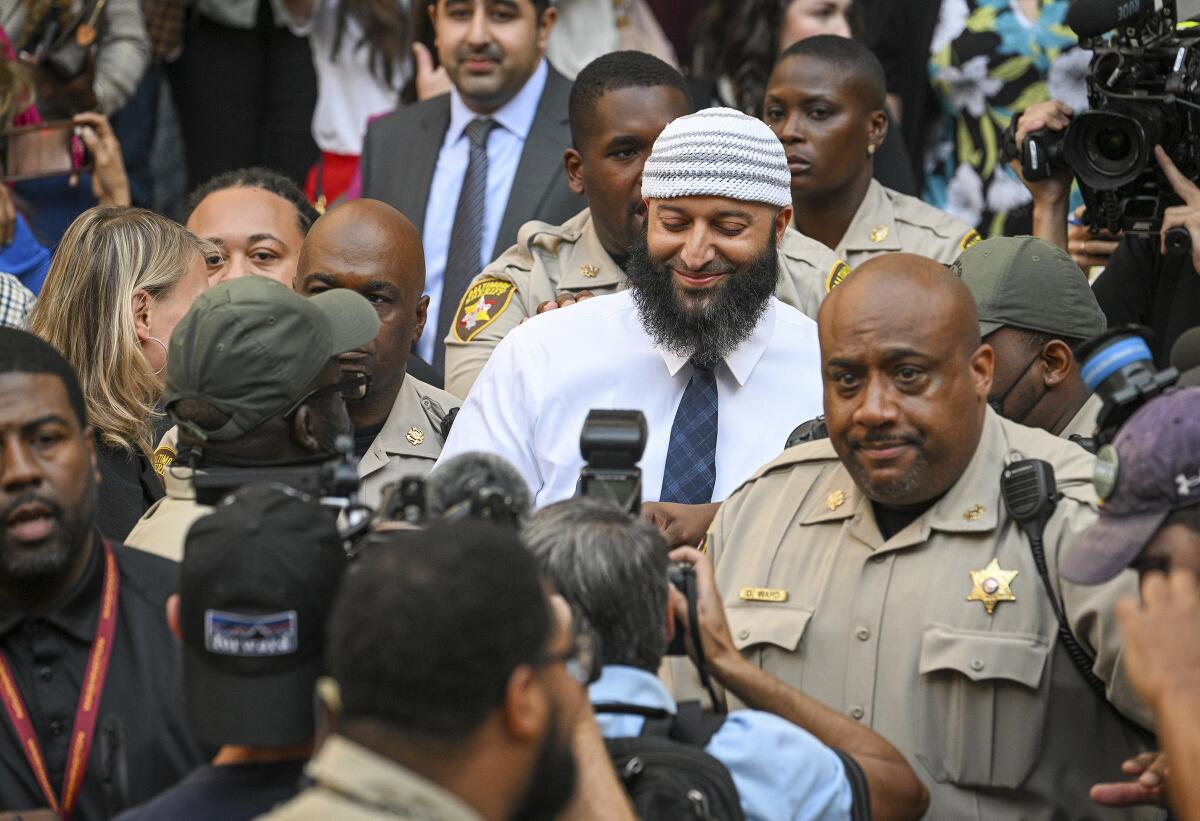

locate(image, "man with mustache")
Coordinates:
294 200 461 508
443 50 847 399
437 107 824 512
687 255 1158 819
0 328 204 816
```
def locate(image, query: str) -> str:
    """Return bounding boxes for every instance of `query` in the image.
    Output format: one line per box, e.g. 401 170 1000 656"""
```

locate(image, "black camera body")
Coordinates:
1015 1 1200 242
577 410 647 514
191 434 361 508
1078 324 1179 444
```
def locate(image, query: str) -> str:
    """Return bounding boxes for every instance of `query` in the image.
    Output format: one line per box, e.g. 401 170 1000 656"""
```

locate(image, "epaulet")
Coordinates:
999 417 1098 504
734 438 840 491
889 187 979 244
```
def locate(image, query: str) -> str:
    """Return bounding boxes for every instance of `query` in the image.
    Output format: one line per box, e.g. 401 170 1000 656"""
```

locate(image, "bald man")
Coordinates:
294 200 461 508
670 254 1157 819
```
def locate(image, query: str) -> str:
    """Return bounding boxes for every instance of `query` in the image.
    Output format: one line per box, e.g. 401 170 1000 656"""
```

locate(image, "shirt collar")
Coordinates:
588 665 677 714
447 58 548 145
838 179 903 255
657 298 777 386
0 535 105 642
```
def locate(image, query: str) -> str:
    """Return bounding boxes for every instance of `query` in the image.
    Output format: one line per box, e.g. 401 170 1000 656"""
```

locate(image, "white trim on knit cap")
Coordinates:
641 107 792 208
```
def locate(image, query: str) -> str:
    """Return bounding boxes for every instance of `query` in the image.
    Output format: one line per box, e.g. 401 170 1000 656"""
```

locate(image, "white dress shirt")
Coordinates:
436 290 824 507
417 59 550 362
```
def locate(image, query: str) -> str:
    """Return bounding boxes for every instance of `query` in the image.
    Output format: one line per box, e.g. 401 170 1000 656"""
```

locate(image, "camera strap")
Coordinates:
681 568 723 713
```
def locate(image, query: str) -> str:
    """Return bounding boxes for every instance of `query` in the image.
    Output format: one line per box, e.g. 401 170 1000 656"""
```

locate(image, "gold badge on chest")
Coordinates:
966 558 1018 615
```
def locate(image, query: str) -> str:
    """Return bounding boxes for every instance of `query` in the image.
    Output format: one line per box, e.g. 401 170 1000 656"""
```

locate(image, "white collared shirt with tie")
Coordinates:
435 290 824 507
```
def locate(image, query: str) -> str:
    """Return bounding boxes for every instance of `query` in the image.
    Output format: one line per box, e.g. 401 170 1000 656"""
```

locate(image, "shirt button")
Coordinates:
49 720 64 737
737 629 750 640
855 627 871 641
38 666 52 682
850 706 865 720
971 659 985 672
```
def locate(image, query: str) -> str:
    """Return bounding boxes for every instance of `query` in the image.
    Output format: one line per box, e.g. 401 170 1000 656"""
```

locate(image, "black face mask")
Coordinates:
988 352 1044 422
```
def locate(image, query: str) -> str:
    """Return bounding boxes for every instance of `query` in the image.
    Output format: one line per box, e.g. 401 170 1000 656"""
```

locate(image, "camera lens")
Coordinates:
1094 128 1131 163
1065 110 1155 190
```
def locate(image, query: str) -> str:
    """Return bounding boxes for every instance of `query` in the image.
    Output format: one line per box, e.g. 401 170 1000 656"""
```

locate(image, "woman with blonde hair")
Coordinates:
29 206 209 540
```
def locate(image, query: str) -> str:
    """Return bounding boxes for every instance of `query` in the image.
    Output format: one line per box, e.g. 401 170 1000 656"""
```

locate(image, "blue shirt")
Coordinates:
417 58 549 362
590 665 853 821
0 213 51 294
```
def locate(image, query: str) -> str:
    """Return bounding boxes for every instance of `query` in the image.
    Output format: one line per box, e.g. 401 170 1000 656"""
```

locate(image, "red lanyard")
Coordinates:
0 540 119 819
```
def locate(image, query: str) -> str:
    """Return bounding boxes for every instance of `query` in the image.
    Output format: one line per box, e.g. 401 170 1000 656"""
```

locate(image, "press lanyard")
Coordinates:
0 540 119 819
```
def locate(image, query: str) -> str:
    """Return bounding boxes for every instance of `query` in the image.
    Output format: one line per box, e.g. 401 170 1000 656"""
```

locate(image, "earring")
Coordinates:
146 336 168 375
867 144 877 156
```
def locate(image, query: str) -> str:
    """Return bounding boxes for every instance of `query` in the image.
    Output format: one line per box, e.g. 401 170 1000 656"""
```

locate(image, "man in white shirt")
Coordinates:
437 107 824 514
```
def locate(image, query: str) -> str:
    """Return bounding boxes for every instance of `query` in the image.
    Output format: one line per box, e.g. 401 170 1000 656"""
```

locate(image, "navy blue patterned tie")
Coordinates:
660 361 718 504
434 117 495 373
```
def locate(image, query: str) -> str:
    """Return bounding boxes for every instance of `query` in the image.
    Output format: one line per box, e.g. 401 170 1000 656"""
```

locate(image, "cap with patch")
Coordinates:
952 236 1106 340
1062 387 1200 585
641 107 792 208
179 483 345 747
163 276 380 442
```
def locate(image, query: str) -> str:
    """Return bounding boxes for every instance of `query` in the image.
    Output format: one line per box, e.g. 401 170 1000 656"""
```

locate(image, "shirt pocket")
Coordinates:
727 605 814 686
914 622 1051 789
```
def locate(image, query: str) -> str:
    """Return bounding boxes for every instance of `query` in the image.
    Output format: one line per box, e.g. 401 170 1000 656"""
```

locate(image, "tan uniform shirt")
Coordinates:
835 179 980 270
357 376 461 509
123 466 205 562
685 410 1156 820
442 208 846 397
1060 393 1104 444
260 735 483 821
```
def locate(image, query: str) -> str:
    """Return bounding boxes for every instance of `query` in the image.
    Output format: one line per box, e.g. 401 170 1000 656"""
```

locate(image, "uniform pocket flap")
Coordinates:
919 623 1050 689
726 605 813 652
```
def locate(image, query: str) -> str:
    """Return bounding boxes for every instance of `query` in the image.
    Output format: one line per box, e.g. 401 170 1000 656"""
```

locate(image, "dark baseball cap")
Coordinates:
952 236 1106 340
178 483 346 748
163 276 380 442
1062 387 1200 585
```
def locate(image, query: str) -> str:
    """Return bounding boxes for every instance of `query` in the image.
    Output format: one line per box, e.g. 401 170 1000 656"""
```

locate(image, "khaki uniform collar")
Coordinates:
162 465 196 501
837 179 904 256
306 736 483 820
800 408 1008 550
553 209 626 291
359 378 447 477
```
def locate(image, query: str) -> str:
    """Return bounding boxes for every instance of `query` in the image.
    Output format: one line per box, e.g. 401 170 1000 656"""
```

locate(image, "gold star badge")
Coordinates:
963 504 986 522
870 224 889 243
966 558 1018 615
579 264 599 278
405 427 425 446
826 489 846 511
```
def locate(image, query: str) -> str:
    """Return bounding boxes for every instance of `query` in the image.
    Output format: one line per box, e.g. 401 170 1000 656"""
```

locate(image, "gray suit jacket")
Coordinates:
360 66 583 262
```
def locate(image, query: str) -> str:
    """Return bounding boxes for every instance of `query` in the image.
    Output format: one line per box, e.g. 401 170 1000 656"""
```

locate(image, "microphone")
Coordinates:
425 452 533 523
1171 326 1200 387
1065 0 1154 38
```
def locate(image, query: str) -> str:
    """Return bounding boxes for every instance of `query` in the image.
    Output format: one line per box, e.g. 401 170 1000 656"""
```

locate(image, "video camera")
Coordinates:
1007 0 1200 250
190 434 362 510
1078 324 1180 446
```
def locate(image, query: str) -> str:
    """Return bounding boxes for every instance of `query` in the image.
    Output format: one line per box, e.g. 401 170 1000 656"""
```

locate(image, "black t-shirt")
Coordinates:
0 540 205 819
113 760 306 821
94 439 164 544
1092 234 1200 368
872 499 939 541
353 421 386 459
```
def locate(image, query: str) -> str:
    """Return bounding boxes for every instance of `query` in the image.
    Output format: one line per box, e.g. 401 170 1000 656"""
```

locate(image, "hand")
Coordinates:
1156 145 1200 270
0 184 15 246
1068 206 1120 269
641 501 719 548
666 546 743 678
413 42 452 101
1011 100 1075 204
524 290 597 324
1115 569 1200 711
1091 751 1169 807
73 112 130 207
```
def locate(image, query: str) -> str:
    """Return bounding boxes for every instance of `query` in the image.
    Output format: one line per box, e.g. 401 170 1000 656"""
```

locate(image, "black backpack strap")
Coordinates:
670 700 726 747
831 749 871 821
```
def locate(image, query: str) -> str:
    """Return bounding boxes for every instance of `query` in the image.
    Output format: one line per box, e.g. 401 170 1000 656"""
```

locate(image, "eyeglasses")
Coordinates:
534 629 601 686
282 372 370 419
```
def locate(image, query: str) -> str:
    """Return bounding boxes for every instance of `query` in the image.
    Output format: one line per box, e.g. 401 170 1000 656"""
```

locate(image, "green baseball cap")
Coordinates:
164 276 380 442
951 236 1106 340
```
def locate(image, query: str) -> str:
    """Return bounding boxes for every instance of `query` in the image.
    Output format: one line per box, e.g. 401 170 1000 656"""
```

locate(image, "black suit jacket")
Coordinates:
360 65 583 262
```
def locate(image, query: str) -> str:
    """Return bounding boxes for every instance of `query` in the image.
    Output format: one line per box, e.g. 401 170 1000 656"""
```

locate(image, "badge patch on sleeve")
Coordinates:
151 445 176 477
205 610 298 656
452 279 517 342
825 260 852 293
960 229 982 250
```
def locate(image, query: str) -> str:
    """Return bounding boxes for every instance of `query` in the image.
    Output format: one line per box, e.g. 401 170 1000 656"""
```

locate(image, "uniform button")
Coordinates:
971 659 985 672
38 666 52 682
737 629 750 640
850 706 865 720
855 627 871 641
49 720 64 737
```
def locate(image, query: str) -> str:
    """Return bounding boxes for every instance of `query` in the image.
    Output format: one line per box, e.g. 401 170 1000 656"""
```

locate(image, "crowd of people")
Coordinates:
0 0 1199 819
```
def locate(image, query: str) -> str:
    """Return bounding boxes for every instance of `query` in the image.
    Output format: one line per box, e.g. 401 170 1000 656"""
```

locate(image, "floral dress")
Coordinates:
923 0 1089 236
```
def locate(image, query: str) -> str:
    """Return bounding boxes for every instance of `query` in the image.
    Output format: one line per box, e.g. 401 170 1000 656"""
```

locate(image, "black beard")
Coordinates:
510 705 577 821
625 231 778 368
0 483 95 601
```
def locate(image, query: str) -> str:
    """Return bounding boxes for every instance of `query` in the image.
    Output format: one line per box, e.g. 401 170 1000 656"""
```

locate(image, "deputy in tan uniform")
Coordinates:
684 255 1158 820
764 36 978 275
955 235 1107 444
443 51 847 397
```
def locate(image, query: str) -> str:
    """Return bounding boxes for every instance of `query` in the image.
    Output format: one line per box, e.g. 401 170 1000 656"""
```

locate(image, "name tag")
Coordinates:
739 587 788 603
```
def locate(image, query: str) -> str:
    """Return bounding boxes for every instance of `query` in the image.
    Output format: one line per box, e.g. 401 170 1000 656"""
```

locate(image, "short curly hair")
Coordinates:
185 167 319 237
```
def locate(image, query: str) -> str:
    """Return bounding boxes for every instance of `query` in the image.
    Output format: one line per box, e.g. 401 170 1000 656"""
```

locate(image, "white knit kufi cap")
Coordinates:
641 107 791 208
